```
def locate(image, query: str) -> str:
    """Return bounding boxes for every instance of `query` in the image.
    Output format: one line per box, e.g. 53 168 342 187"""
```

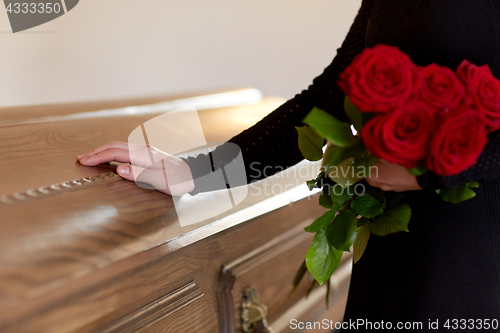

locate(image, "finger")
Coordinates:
78 148 132 166
367 162 382 181
77 141 129 160
365 175 384 187
365 177 376 187
117 164 171 194
366 170 378 182
83 142 161 159
379 185 392 191
79 146 164 168
365 178 390 191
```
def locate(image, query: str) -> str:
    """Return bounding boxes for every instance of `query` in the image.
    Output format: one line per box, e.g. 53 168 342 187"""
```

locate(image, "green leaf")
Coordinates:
369 203 411 236
326 278 331 309
353 153 378 178
357 217 370 228
296 126 324 161
436 183 478 204
327 158 364 188
353 224 371 263
344 96 363 132
326 209 358 251
319 187 334 209
408 165 428 176
330 185 352 209
290 260 307 297
337 142 366 166
306 179 317 191
306 171 324 191
304 209 336 233
350 193 384 219
306 278 318 297
303 107 358 147
305 229 343 285
322 144 346 170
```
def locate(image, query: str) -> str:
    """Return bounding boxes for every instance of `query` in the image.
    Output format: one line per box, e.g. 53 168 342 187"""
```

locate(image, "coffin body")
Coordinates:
0 89 350 333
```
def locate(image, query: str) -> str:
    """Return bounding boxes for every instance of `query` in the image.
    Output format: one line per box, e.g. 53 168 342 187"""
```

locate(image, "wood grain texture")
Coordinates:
0 95 284 196
96 281 214 333
0 90 350 332
0 193 325 332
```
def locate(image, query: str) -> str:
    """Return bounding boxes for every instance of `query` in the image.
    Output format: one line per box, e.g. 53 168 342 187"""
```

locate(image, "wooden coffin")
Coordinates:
0 88 352 333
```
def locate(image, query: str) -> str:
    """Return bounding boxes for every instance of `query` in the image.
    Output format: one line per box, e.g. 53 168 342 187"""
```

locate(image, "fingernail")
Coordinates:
119 165 130 176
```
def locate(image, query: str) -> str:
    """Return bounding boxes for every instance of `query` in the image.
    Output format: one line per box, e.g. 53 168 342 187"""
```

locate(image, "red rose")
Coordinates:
457 60 500 131
361 100 437 169
338 45 422 113
427 105 488 176
418 63 465 113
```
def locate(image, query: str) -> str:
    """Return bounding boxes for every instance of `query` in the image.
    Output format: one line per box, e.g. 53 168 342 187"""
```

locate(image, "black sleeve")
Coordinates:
417 130 500 190
183 0 376 195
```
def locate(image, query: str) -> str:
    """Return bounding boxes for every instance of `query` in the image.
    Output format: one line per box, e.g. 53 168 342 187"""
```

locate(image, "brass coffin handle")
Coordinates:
241 288 273 333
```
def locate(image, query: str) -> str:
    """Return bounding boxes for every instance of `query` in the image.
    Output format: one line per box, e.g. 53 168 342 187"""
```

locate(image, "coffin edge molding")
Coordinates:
95 281 204 333
0 172 121 208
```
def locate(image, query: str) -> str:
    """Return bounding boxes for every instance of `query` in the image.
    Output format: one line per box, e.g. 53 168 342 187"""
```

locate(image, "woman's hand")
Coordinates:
77 141 195 196
365 159 422 192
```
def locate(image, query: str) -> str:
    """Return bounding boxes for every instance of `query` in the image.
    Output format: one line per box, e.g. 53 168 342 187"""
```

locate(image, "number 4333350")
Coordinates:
6 3 62 14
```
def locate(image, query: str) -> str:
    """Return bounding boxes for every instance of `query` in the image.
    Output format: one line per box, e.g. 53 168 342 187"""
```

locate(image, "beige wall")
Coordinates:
0 0 361 107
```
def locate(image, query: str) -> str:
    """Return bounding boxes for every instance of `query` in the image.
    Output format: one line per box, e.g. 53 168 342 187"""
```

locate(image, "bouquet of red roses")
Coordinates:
293 44 500 298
